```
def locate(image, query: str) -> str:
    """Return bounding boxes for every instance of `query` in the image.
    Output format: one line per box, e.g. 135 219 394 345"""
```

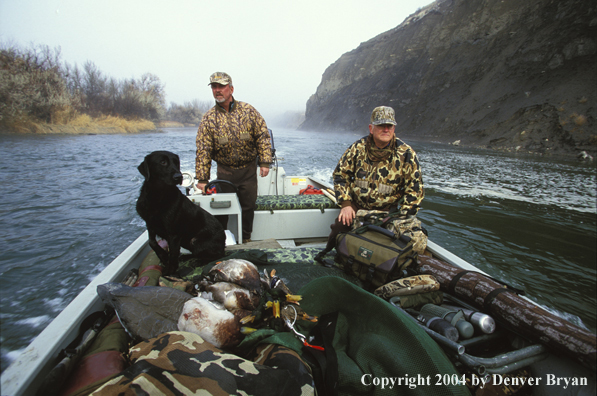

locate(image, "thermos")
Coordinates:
405 309 459 342
442 305 496 334
420 304 475 339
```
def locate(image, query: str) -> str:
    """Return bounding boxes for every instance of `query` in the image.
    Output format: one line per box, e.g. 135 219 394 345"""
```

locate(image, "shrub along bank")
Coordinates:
0 43 205 133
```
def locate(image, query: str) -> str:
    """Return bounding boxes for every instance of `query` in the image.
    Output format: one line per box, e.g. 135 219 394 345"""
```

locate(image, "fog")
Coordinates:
0 0 433 124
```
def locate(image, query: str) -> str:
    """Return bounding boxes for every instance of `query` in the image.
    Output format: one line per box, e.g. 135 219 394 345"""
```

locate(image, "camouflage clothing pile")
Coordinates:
333 135 424 216
195 101 272 183
353 209 428 255
91 331 315 396
374 274 440 300
385 215 428 255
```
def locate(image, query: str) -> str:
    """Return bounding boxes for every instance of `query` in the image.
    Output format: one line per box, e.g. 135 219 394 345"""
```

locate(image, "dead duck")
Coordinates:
204 281 256 311
240 269 316 328
207 259 262 294
178 296 242 349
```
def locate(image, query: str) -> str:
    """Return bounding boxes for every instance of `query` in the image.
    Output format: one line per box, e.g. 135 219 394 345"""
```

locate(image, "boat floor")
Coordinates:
226 238 327 251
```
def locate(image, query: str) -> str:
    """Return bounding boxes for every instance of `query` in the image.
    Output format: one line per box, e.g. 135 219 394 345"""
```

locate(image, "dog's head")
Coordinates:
138 151 183 185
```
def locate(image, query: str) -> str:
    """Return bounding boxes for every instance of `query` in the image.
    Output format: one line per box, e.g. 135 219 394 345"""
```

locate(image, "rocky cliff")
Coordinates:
300 0 596 157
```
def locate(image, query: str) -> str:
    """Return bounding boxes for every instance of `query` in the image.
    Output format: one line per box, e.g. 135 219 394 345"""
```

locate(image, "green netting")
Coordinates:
295 277 470 396
255 194 337 211
236 276 470 396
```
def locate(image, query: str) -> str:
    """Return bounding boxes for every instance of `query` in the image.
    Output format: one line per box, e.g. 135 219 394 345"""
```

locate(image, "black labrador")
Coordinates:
136 151 226 275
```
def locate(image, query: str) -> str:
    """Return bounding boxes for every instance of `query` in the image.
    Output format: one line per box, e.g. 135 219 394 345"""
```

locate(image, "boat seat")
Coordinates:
255 194 336 213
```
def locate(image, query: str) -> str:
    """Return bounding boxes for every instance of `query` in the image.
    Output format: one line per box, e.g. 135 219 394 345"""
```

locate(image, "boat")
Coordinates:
2 164 596 396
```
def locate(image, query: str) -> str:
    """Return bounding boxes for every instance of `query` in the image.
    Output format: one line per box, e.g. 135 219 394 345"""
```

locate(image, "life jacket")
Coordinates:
204 186 217 195
299 185 323 195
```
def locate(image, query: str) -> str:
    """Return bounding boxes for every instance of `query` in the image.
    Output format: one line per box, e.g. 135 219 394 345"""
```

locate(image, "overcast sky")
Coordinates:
1 0 433 121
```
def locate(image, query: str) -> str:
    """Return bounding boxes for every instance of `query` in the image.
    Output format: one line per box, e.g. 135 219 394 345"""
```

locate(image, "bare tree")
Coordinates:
164 99 212 125
82 61 108 115
1 41 170 127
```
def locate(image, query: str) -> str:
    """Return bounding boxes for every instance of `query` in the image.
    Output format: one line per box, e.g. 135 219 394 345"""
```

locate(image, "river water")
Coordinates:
1 127 595 372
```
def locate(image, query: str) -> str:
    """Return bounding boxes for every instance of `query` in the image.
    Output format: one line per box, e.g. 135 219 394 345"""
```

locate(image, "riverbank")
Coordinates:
1 114 158 134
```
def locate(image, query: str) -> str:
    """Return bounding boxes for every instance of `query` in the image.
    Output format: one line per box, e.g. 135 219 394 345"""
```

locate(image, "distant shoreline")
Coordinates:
0 117 199 135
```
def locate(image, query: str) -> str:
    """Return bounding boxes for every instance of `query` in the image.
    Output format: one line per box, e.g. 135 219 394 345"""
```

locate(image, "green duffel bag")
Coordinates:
335 224 417 289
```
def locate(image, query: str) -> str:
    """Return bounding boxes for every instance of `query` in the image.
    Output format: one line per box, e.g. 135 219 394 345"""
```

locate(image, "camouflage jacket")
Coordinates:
333 136 424 216
91 331 315 396
195 99 272 182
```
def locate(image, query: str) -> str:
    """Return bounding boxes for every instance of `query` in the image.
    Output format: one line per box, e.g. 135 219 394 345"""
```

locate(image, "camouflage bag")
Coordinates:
335 224 417 289
353 210 428 255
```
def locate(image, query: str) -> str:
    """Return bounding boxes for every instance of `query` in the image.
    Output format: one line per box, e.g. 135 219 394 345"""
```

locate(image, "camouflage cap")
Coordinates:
370 106 397 126
208 72 232 86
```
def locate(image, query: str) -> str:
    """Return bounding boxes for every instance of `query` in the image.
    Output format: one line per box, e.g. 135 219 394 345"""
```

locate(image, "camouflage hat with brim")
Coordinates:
370 106 397 125
209 72 232 86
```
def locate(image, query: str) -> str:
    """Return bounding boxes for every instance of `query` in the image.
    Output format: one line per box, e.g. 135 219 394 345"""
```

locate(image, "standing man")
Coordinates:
195 72 272 243
322 106 424 252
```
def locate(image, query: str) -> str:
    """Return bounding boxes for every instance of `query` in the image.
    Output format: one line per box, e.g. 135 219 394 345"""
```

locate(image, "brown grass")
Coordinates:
68 114 93 127
158 121 185 128
95 116 156 133
573 114 587 126
568 112 588 127
1 114 156 134
50 107 79 124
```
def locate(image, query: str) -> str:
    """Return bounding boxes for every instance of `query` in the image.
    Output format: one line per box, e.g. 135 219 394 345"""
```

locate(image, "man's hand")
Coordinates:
338 205 355 226
196 182 207 193
259 166 270 177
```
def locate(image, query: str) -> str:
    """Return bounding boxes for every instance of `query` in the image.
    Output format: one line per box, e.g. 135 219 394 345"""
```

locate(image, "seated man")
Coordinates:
322 106 425 253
